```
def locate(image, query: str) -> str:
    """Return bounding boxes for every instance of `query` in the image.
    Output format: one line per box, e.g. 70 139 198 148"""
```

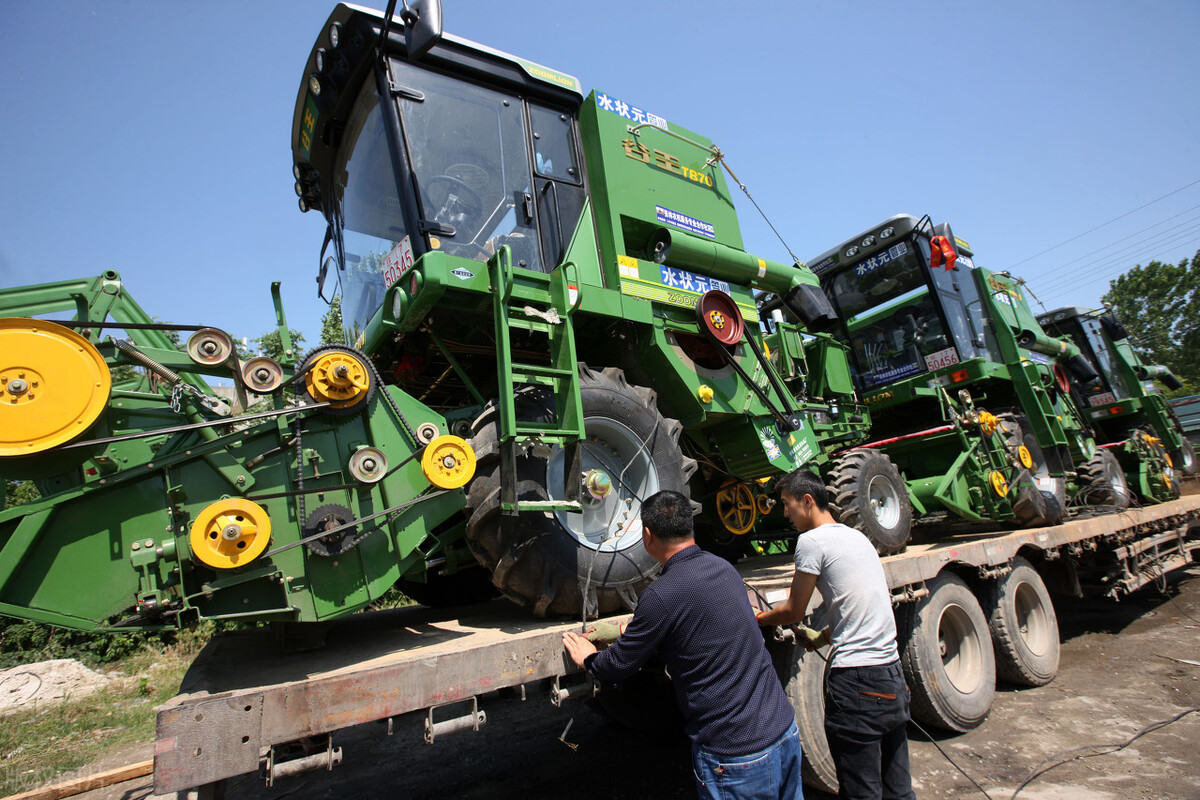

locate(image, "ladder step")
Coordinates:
514 500 583 513
512 364 575 379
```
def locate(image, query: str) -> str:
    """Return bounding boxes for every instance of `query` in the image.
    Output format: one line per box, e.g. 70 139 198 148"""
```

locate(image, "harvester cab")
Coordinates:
1038 305 1191 499
807 214 1110 532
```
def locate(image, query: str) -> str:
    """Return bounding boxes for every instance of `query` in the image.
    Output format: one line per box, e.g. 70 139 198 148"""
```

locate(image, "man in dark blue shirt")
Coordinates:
563 490 803 800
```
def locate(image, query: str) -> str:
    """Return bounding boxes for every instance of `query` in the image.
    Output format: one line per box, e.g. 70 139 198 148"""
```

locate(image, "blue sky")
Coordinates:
3 1 1198 350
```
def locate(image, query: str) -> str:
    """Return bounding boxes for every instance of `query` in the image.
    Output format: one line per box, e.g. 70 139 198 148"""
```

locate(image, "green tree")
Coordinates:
320 296 346 346
251 328 306 363
1102 249 1200 392
4 479 39 511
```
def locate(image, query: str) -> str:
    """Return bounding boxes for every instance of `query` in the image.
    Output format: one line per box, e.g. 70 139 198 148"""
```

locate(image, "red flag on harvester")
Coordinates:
930 235 957 270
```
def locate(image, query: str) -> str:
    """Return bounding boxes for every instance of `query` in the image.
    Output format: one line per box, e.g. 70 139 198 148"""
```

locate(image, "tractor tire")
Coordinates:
827 449 912 555
1077 449 1131 509
463 366 695 617
998 413 1065 527
982 557 1059 687
899 571 995 732
770 608 838 795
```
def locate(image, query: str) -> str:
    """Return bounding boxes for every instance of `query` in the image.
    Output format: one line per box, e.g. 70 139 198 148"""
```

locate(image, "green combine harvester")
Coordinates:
1037 304 1192 501
0 2 871 632
800 213 1156 539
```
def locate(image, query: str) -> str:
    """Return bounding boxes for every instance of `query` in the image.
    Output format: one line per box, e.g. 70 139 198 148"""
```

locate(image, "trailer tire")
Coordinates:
464 366 694 617
899 572 995 732
999 413 1065 527
827 449 912 555
982 557 1059 686
1175 437 1197 476
1077 449 1131 509
769 610 838 794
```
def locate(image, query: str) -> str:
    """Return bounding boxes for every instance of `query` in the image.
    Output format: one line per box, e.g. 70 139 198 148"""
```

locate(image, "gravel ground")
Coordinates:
50 562 1199 800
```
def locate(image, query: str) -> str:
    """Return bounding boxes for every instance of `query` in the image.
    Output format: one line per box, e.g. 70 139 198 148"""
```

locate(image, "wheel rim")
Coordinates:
937 602 984 694
866 474 902 529
546 417 659 552
1013 581 1052 657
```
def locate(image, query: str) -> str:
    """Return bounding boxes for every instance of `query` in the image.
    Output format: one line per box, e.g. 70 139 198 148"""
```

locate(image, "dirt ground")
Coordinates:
48 561 1198 800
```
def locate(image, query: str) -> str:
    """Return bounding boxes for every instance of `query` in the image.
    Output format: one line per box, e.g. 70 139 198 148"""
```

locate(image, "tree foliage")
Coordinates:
1101 249 1200 393
320 296 346 346
249 328 306 363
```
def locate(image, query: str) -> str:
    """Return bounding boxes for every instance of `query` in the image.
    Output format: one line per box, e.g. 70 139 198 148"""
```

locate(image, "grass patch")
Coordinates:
0 625 213 795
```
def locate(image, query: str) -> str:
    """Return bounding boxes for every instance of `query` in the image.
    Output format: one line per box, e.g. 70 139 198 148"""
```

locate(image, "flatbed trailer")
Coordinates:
153 495 1200 796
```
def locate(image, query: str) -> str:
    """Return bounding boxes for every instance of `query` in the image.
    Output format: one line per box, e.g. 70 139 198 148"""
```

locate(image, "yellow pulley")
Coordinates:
989 470 1009 498
1016 444 1033 470
715 480 757 535
0 319 111 457
421 435 476 489
977 410 999 437
303 349 372 411
190 498 272 569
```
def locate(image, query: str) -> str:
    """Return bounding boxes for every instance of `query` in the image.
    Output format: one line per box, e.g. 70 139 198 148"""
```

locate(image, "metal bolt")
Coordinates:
222 524 242 541
202 341 218 355
6 378 28 395
254 368 271 382
442 455 457 469
236 475 246 485
362 458 377 472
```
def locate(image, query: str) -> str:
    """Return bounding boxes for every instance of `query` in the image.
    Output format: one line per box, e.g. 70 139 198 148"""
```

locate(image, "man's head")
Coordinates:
639 491 694 564
640 490 694 542
775 469 834 533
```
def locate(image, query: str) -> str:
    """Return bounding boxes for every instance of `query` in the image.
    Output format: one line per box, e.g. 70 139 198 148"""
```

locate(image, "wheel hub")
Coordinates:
547 418 659 552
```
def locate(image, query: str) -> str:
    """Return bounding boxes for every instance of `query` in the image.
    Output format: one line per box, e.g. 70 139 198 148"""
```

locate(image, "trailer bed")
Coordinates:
154 495 1200 794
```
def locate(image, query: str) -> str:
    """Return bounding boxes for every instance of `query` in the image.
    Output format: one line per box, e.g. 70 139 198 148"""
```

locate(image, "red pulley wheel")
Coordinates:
696 290 744 347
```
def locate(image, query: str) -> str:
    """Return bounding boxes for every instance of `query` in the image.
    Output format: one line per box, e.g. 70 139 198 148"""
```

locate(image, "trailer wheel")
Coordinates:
464 366 695 617
999 413 1065 527
769 610 838 794
899 572 995 732
1077 449 1131 509
1175 437 1197 476
828 449 912 555
982 556 1059 686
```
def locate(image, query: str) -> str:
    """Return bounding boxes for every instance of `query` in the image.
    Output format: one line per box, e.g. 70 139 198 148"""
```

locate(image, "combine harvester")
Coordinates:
1 3 1197 796
1038 304 1195 495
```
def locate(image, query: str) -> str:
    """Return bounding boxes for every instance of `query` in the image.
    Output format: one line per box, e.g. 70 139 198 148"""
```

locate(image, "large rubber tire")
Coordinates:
1174 437 1197 476
827 450 912 555
770 608 838 795
899 571 995 732
463 366 695 617
982 557 1059 687
999 413 1065 527
1076 449 1131 509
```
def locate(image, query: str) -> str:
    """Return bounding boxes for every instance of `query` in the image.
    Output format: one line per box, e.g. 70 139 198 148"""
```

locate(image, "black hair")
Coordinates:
775 469 829 510
640 490 694 542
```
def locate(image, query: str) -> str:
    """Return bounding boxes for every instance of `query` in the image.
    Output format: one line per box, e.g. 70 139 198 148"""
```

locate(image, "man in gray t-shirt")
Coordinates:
756 468 915 800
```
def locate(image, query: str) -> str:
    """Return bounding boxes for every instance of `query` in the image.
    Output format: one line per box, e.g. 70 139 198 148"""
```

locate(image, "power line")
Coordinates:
1009 177 1200 269
1044 205 1200 273
1035 225 1200 294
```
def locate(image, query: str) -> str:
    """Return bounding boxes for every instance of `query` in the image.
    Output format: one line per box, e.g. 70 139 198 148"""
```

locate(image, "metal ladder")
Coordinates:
488 246 585 513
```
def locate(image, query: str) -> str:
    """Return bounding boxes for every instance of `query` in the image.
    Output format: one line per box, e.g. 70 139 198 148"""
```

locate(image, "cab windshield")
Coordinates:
825 241 952 390
332 76 410 339
1075 316 1131 403
395 59 545 270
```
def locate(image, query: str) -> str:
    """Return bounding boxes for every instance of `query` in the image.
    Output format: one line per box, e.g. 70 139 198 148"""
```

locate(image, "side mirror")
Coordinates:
1099 313 1129 341
403 0 443 60
317 223 339 303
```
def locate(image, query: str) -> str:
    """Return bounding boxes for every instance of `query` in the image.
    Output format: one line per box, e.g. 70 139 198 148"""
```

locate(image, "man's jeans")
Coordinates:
692 719 804 800
824 660 916 800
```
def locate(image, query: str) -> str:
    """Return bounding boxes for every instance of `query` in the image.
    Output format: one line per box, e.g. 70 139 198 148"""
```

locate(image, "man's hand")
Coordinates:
562 630 598 669
797 624 831 651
